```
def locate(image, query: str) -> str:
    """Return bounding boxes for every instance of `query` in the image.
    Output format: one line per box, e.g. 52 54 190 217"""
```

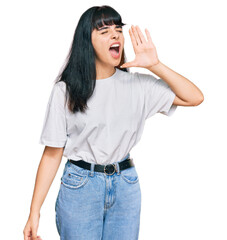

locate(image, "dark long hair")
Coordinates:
54 5 128 114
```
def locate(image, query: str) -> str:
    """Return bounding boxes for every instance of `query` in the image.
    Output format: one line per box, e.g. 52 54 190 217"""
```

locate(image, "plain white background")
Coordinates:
1 0 226 239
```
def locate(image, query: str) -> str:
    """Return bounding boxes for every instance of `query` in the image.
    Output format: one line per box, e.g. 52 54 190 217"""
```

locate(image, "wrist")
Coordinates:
29 208 40 217
146 60 162 72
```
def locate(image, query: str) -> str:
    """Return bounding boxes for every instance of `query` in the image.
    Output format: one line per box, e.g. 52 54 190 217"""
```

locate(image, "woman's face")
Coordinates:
91 24 124 67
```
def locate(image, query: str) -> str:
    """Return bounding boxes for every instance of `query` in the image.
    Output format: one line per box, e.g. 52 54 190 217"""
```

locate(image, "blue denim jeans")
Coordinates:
55 153 141 240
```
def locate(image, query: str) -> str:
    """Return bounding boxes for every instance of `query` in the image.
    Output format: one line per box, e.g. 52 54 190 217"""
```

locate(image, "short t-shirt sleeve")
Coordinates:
136 72 177 119
39 81 68 148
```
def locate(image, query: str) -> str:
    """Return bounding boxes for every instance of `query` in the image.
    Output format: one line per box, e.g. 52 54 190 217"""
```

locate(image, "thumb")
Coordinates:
31 228 38 240
120 61 135 68
32 235 41 240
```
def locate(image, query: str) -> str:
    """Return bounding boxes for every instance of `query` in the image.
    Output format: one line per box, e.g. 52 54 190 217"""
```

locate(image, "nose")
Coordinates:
110 29 120 39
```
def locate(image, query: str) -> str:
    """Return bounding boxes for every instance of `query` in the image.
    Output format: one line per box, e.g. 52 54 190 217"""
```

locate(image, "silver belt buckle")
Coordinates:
104 163 117 175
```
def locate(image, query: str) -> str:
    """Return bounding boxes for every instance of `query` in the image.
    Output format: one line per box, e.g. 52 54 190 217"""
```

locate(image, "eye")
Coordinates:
101 30 122 34
101 31 122 34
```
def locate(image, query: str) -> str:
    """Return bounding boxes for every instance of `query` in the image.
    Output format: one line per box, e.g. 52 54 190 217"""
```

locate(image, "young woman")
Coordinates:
23 5 204 240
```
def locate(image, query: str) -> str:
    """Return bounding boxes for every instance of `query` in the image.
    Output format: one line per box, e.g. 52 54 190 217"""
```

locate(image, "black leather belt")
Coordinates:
69 157 134 176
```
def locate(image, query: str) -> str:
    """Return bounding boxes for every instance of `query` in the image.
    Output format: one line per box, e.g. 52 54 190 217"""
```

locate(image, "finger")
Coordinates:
129 27 138 52
132 25 142 45
135 26 146 43
32 230 37 240
145 28 153 44
120 63 127 68
120 60 135 68
24 229 31 240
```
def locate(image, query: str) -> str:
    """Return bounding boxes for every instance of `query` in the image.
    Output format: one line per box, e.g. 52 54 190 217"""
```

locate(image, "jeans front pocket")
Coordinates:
61 162 90 189
120 166 139 184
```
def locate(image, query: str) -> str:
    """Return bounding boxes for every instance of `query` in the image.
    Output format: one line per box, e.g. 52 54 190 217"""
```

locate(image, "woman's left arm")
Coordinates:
120 25 204 106
147 61 204 106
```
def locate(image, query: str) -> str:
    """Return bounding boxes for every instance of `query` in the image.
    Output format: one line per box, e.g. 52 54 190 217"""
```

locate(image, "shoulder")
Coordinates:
134 71 157 83
116 69 140 84
54 81 67 93
47 81 67 104
133 71 171 90
119 69 156 80
118 69 159 87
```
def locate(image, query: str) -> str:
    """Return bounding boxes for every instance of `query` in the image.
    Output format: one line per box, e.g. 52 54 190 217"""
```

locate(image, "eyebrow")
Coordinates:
97 25 122 31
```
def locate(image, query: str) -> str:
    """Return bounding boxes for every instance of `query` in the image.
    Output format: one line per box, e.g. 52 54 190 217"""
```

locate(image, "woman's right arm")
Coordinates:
23 146 64 240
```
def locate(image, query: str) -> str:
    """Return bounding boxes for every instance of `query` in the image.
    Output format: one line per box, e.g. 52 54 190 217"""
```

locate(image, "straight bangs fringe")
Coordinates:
92 6 127 30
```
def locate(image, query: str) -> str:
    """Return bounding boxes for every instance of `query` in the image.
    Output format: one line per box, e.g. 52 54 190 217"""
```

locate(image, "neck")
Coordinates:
95 61 116 80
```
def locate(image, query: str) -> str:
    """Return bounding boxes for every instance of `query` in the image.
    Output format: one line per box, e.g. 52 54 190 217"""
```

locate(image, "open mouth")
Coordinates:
109 45 120 58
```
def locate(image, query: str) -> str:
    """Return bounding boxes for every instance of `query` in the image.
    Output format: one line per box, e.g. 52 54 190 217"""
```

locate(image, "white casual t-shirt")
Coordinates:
39 68 177 165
